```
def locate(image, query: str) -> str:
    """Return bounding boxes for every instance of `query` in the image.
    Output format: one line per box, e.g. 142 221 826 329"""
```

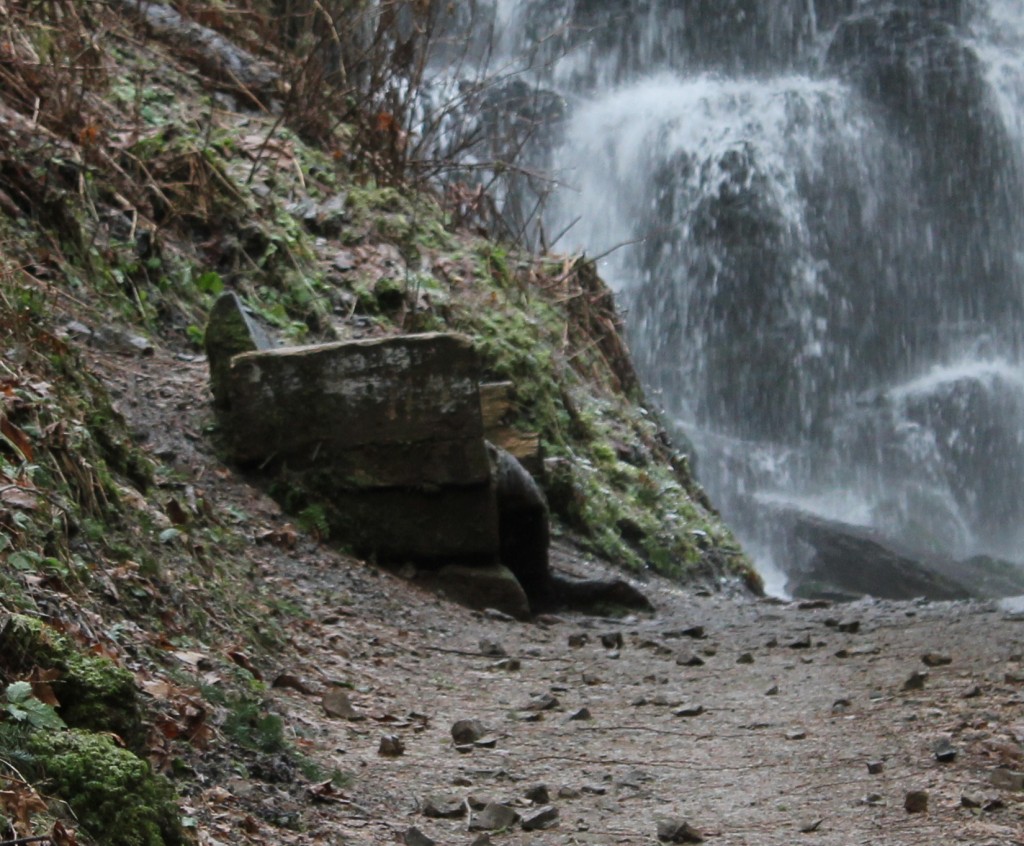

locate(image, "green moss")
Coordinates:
0 616 144 749
28 730 187 846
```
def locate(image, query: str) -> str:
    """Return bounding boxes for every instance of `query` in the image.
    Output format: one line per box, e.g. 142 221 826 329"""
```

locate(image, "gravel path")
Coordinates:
92 344 1024 846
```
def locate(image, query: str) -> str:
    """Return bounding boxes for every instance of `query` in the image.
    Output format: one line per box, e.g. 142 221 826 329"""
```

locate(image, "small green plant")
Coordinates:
298 503 330 540
2 682 66 730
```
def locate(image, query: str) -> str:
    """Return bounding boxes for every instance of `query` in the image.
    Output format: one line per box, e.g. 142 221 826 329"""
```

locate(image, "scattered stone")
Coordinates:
606 649 621 660
524 784 550 804
452 775 474 787
322 688 362 720
832 698 853 713
640 639 676 656
798 599 833 610
860 793 884 806
799 818 824 833
473 736 498 749
523 693 559 712
378 734 405 757
736 652 755 665
422 795 466 819
601 632 624 649
511 711 542 723
673 704 705 718
568 633 590 648
933 738 957 763
470 835 492 846
788 634 813 649
491 658 521 672
961 791 1003 811
403 827 435 846
837 619 861 633
990 768 1024 791
483 608 518 623
765 637 779 648
958 786 983 807
904 790 929 813
962 683 983 699
1005 670 1024 684
469 802 519 832
582 672 602 685
452 719 487 745
656 817 704 843
676 650 705 667
479 639 507 657
661 626 706 640
902 671 929 691
557 786 581 799
521 805 559 831
580 784 607 795
921 653 952 667
866 760 884 775
765 685 780 696
702 645 718 657
568 707 592 721
785 729 807 741
466 793 493 810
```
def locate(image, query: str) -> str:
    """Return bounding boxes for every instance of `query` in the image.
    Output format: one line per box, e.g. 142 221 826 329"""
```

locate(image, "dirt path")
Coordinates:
90 343 1024 846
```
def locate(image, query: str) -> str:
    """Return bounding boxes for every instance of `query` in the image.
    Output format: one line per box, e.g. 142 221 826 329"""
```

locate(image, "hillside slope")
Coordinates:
0 2 756 844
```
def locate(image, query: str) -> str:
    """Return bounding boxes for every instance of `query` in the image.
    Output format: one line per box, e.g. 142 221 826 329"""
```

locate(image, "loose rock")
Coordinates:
657 817 704 843
322 688 362 720
479 639 507 657
524 784 550 804
673 704 705 718
469 802 519 832
902 671 929 691
601 632 624 649
452 719 487 745
921 652 952 667
933 738 957 763
523 692 559 711
378 734 405 757
904 790 929 813
676 650 705 667
520 805 559 831
403 827 435 846
422 795 466 819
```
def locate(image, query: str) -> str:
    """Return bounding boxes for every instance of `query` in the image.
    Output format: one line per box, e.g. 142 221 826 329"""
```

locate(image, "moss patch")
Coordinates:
0 615 144 749
29 729 188 846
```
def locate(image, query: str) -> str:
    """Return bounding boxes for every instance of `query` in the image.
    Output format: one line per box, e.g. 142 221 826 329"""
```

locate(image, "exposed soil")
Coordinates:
88 340 1024 846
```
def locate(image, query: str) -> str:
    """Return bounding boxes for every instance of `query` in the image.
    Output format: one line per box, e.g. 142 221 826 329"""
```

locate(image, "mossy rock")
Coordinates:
29 729 188 846
0 615 144 749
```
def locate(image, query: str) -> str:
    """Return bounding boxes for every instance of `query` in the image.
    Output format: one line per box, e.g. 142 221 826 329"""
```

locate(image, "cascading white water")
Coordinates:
460 0 1024 596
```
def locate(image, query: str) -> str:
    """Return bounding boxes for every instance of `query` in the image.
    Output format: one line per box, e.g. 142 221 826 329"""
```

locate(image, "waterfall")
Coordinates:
454 0 1024 596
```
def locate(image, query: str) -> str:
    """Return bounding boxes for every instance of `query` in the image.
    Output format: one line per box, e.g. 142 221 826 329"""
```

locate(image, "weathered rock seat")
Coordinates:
204 292 650 618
